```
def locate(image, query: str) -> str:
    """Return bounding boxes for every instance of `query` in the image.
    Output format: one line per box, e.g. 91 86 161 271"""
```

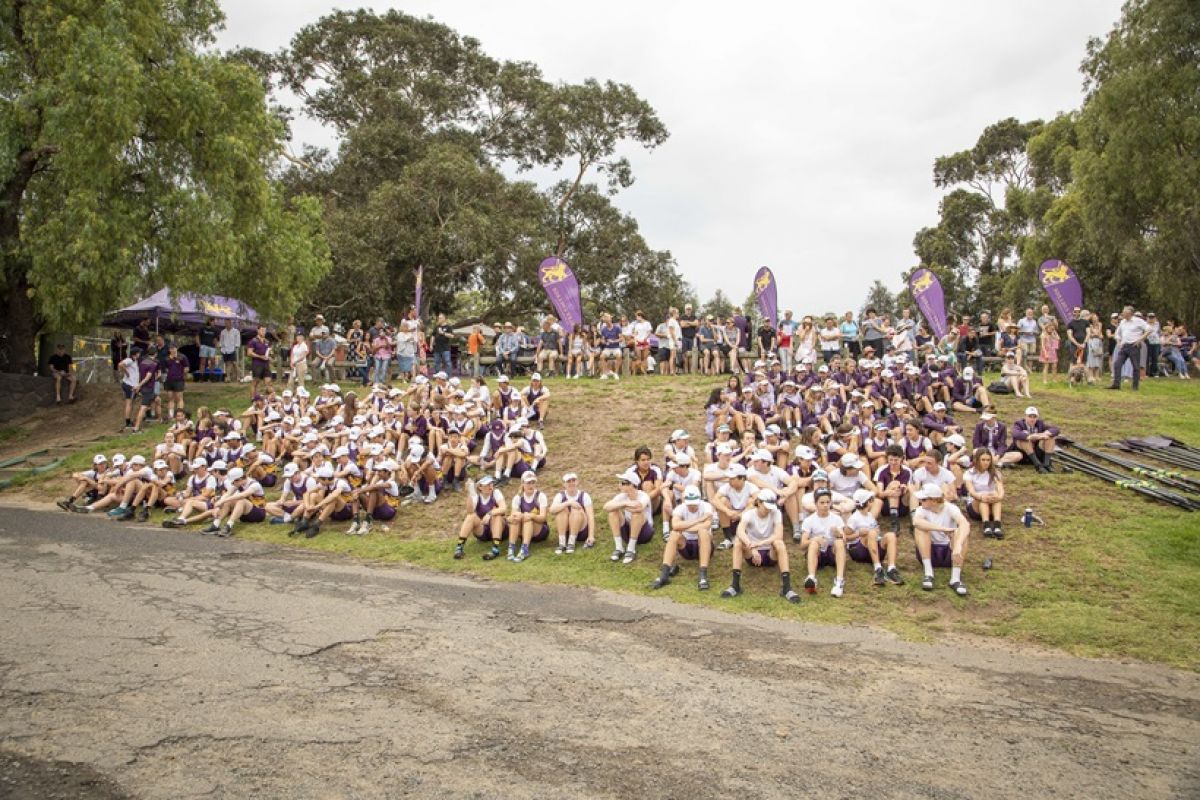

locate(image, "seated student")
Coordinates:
942 432 973 482
746 448 803 540
400 443 442 504
912 483 971 596
962 448 1006 539
650 486 715 591
1009 405 1060 473
201 467 266 537
154 430 188 477
664 429 697 467
827 452 875 498
660 453 702 538
349 459 401 536
871 445 914 533
899 420 933 469
264 462 311 526
719 489 800 603
911 450 958 502
711 463 758 550
475 419 519 482
548 472 596 554
127 459 178 522
799 488 848 597
950 366 991 414
972 411 1024 466
162 459 224 529
863 421 894 474
844 488 903 586
437 428 471 492
76 454 152 520
58 454 109 511
1000 351 1032 399
603 471 655 565
289 463 353 539
799 469 854 522
921 401 960 449
506 471 549 563
454 476 508 560
521 373 551 428
701 444 736 502
629 446 665 515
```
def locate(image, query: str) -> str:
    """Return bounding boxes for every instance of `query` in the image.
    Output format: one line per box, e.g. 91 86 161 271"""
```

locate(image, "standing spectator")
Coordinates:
818 316 841 363
1145 313 1162 377
131 347 160 433
467 324 486 378
1108 305 1150 391
247 325 272 396
1085 318 1105 384
597 313 622 380
777 310 797 373
678 303 699 373
860 309 886 357
396 313 419 381
535 316 560 376
892 310 916 357
117 347 141 429
219 319 242 381
959 321 982 374
312 324 337 382
308 314 329 342
975 311 996 371
432 313 457 375
1037 304 1055 335
346 319 366 384
1017 308 1040 365
840 311 860 360
371 326 393 384
288 333 309 389
665 308 682 376
1105 312 1119 368
110 332 128 377
163 344 190 418
48 342 77 404
1065 307 1090 365
630 310 653 375
196 317 218 375
794 316 817 366
1039 319 1060 383
495 322 520 376
722 317 742 374
132 318 152 353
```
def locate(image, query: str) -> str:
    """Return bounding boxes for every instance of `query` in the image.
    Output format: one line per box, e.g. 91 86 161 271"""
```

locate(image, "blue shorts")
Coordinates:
395 356 414 374
199 345 217 359
122 383 136 400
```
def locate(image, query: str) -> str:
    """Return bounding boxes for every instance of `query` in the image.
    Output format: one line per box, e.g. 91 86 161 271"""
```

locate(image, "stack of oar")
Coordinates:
1057 436 1200 511
1111 435 1200 472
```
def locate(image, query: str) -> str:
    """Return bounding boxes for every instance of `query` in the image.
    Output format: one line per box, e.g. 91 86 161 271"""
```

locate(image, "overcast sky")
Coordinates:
217 1 1124 313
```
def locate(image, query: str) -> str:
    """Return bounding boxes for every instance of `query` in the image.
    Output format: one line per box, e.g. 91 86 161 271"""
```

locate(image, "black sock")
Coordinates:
699 567 708 580
658 564 671 582
731 569 742 592
780 571 792 594
456 537 466 546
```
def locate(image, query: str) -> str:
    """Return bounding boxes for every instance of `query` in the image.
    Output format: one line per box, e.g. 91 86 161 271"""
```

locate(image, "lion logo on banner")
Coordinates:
911 270 935 294
199 300 235 317
540 260 568 285
754 271 772 295
1040 262 1071 286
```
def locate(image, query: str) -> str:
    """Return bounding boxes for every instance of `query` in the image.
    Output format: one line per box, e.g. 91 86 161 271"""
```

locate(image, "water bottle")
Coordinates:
1023 507 1033 527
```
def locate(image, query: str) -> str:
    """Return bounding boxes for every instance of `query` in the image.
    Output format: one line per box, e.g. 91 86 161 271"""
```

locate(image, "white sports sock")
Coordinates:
558 535 566 548
613 537 623 551
922 558 934 577
627 542 637 553
951 566 962 583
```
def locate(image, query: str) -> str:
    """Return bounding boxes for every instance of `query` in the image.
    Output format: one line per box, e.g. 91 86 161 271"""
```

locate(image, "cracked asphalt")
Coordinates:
1 506 1198 800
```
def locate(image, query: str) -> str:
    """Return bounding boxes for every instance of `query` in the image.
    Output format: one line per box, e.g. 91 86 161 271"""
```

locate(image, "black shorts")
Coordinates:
164 379 185 392
657 346 672 362
139 389 156 407
222 351 236 363
122 383 136 400
251 361 271 380
846 341 861 357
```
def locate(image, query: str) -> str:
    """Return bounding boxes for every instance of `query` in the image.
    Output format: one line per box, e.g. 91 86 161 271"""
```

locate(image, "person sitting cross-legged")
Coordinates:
650 486 715 591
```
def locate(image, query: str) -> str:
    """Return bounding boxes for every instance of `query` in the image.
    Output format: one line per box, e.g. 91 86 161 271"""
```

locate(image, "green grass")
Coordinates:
13 372 1200 669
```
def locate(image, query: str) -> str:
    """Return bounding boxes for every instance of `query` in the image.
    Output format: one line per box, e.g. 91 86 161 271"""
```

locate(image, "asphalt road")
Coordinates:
1 506 1197 800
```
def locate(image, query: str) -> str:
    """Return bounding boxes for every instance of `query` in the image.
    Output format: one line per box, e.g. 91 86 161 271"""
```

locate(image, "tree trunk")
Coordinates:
0 274 40 374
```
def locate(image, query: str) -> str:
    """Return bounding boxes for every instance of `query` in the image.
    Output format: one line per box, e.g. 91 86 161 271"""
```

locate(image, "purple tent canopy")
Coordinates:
102 288 265 333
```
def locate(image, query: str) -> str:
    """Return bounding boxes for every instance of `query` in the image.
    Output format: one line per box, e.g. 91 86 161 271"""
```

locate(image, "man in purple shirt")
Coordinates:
248 325 272 397
162 344 190 419
131 348 160 433
1009 406 1061 473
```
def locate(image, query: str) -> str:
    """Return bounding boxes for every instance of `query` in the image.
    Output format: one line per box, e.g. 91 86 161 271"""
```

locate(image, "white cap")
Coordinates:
946 433 966 447
963 367 975 378
794 445 816 460
283 463 300 477
434 371 448 380
316 464 335 479
152 459 168 470
408 445 425 460
92 454 108 465
673 453 692 467
562 472 578 482
751 449 772 462
670 429 689 441
282 389 293 398
812 469 829 481
980 411 996 421
716 443 734 456
242 443 256 454
190 457 207 469
917 483 945 500
617 470 639 484
296 387 310 397
1025 406 1040 417
498 374 509 383
112 454 127 466
839 453 862 469
530 372 542 381
368 443 384 456
728 464 748 478
227 467 245 481
257 453 274 465
852 488 874 506
521 471 538 483
331 415 344 425
130 455 146 465
211 459 228 471
683 486 702 503
757 489 778 508
378 460 398 471
765 424 781 435
224 432 241 441
332 446 350 458
933 401 947 411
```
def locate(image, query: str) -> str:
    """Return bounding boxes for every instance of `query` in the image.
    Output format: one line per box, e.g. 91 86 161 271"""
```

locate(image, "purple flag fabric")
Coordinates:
753 267 778 328
1039 259 1083 324
538 257 583 333
909 268 948 338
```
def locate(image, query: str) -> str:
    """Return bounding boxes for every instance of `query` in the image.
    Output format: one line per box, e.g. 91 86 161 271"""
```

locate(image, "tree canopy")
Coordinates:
0 0 330 372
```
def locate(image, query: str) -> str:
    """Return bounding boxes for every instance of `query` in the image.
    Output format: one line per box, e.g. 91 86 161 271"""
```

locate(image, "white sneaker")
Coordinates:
831 579 845 598
424 492 437 504
600 374 608 381
359 521 371 535
622 550 637 564
346 520 360 535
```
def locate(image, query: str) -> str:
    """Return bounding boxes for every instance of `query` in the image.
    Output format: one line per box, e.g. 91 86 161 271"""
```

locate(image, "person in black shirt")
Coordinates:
132 318 152 352
1065 308 1090 365
48 343 76 404
432 313 457 375
975 312 996 371
110 333 128 375
196 317 218 374
678 303 699 373
757 321 776 359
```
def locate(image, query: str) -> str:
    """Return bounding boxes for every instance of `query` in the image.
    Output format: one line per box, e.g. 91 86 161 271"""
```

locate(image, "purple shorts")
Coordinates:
916 543 953 568
373 503 396 521
814 546 838 569
242 506 266 524
530 523 550 543
881 500 910 517
330 504 354 522
281 502 299 515
620 520 654 546
680 537 713 561
847 540 874 563
747 546 776 567
964 502 983 521
473 520 508 542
